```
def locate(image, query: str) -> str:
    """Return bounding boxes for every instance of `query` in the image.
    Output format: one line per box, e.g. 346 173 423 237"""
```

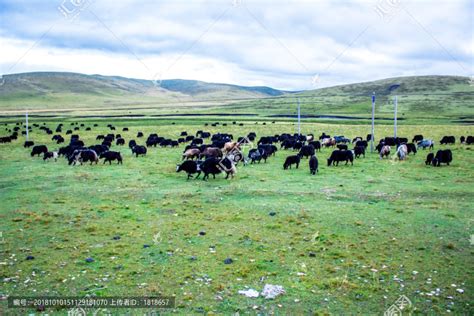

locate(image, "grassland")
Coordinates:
0 118 473 315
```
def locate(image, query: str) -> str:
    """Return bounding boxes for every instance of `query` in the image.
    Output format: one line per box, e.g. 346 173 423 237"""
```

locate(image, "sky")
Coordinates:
0 0 472 90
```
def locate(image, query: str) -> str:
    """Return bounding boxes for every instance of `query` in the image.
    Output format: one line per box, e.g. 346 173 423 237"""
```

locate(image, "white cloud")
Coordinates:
0 0 472 90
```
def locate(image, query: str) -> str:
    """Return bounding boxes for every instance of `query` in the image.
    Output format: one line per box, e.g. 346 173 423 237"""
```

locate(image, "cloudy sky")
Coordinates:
0 0 472 90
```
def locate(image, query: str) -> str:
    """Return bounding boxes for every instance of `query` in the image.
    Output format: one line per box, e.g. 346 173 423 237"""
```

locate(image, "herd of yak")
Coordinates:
1 121 472 181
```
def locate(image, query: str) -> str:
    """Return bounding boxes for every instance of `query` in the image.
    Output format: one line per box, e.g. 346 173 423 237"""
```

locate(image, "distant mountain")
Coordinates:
296 75 471 98
224 75 473 122
0 72 287 101
0 73 472 124
158 79 286 97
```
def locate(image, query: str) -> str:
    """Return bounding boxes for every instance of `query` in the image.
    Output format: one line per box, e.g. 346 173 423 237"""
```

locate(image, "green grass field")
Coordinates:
1 118 473 315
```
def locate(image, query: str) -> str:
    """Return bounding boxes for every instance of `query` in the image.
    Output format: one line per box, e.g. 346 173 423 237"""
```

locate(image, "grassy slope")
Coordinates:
0 119 473 315
1 74 472 125
0 73 281 111
226 76 474 123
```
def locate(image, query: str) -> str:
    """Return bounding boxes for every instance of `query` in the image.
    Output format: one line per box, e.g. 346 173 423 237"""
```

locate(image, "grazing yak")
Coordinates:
146 137 160 147
182 148 201 160
0 136 12 143
299 145 315 159
199 147 223 159
355 140 368 149
200 132 211 139
466 136 474 145
327 150 353 166
31 145 48 157
412 135 424 143
89 144 109 156
336 144 348 150
384 137 407 146
100 151 123 164
353 146 365 158
199 157 236 180
432 150 452 167
131 145 147 157
218 157 237 179
406 143 417 155
334 136 350 144
116 138 125 146
58 144 83 158
190 138 203 145
440 136 455 145
170 140 179 148
379 145 391 159
395 144 408 160
248 148 268 164
55 135 65 144
322 138 336 148
176 160 201 179
417 139 434 150
43 151 58 162
309 155 318 175
425 153 434 165
319 133 330 140
308 140 321 152
24 141 34 148
283 154 301 169
280 139 295 150
68 149 99 165
102 141 112 148
257 144 278 156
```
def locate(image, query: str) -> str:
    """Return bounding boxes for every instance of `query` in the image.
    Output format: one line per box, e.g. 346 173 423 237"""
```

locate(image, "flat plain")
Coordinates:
1 118 473 315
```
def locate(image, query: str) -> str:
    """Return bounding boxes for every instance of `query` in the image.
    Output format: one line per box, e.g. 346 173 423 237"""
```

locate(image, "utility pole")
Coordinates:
297 98 301 136
394 95 398 138
371 92 375 153
388 84 400 139
25 110 29 141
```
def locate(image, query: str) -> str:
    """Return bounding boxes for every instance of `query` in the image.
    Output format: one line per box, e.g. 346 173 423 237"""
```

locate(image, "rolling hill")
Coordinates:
224 75 474 123
0 72 472 123
0 72 286 107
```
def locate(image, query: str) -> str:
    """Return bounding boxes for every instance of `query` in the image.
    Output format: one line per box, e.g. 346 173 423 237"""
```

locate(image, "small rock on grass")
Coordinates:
238 289 259 298
261 284 285 299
